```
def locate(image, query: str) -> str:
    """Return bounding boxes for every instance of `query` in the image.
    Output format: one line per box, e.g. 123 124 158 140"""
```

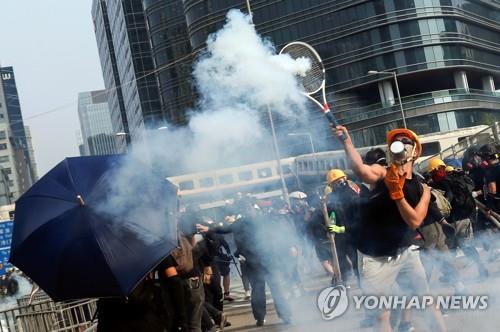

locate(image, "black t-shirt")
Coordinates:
485 164 500 192
485 163 500 211
357 174 422 257
326 181 361 245
156 255 177 280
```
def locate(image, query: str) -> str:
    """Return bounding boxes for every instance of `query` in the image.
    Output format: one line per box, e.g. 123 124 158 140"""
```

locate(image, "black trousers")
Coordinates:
246 265 291 322
183 278 205 332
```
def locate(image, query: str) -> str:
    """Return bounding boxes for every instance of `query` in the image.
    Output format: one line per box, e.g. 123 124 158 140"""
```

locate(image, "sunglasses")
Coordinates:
393 137 414 146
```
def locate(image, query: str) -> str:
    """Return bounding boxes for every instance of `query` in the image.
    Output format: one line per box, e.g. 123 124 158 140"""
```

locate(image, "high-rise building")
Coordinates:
181 0 500 147
143 0 196 125
0 67 36 185
23 126 38 182
94 0 500 154
92 0 165 145
78 90 118 156
92 0 130 153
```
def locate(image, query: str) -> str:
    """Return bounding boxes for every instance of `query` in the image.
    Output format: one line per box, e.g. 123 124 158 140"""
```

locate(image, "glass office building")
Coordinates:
78 90 118 156
92 0 130 152
92 0 164 144
0 67 36 186
143 0 196 125
182 0 500 147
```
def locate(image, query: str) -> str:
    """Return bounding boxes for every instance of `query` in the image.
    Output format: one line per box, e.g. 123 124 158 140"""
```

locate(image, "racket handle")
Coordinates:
324 111 346 141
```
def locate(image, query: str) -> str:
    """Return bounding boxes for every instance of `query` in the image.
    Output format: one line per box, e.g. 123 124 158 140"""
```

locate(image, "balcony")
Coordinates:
340 89 500 130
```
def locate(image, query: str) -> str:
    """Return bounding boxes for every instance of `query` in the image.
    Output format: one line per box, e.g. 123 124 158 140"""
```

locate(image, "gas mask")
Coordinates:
389 138 416 166
431 168 447 182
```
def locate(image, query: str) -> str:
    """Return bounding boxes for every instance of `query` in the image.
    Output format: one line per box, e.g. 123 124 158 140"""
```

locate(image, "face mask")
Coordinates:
480 160 489 169
431 169 447 182
389 140 416 166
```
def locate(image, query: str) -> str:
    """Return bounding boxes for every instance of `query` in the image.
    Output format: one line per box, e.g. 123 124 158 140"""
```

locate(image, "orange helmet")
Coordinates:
386 128 422 158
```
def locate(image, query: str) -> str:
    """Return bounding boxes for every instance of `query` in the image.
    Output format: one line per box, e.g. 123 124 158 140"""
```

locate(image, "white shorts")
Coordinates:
357 245 429 296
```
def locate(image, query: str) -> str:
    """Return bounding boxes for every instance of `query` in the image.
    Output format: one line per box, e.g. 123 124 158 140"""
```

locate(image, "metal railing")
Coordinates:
416 121 500 173
339 89 500 124
0 295 97 332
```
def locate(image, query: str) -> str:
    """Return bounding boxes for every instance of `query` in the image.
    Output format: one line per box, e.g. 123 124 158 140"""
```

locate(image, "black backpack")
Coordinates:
448 172 476 219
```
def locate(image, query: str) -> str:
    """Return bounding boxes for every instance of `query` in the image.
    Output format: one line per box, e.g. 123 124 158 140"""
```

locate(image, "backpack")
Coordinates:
448 173 476 218
170 234 194 276
431 188 452 219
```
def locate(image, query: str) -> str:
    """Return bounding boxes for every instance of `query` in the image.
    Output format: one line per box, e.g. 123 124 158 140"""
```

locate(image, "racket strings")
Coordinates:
281 44 324 94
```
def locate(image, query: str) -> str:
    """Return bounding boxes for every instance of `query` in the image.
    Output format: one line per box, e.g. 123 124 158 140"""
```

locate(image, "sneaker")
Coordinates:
256 319 265 327
224 292 235 302
399 321 415 332
244 290 251 300
216 312 227 330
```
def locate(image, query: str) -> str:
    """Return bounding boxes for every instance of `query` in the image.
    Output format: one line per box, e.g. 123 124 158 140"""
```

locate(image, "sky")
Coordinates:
0 1 104 176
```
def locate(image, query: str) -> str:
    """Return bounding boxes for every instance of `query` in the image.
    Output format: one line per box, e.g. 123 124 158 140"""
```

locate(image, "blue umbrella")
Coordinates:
10 155 178 301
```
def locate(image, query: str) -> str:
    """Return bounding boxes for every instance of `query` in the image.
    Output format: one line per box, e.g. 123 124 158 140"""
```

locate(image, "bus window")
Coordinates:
421 142 441 157
199 177 215 188
179 180 194 191
218 174 233 185
257 168 272 178
238 171 253 181
279 165 291 174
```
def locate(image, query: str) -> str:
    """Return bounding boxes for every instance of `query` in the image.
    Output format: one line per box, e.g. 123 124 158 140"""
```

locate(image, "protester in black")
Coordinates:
324 169 361 284
427 158 488 279
199 198 292 327
333 125 446 332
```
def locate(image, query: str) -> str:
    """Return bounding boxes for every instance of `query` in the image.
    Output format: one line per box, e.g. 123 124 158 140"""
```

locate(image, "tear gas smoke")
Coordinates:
92 10 311 245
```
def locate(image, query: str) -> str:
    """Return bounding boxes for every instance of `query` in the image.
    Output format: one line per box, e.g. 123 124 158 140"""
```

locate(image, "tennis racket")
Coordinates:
279 41 346 140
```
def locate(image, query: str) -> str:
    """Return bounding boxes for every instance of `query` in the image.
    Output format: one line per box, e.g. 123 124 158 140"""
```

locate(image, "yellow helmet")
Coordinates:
445 165 454 173
326 169 346 184
427 158 446 173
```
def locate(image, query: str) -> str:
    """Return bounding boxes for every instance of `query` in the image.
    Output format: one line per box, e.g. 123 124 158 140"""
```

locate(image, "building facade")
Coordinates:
92 0 130 153
143 0 196 125
182 0 500 148
0 67 36 185
78 90 118 156
23 126 38 182
92 0 166 145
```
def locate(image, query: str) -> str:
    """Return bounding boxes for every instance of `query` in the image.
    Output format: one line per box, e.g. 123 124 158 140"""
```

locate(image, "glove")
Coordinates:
472 190 482 198
384 164 406 200
328 224 346 234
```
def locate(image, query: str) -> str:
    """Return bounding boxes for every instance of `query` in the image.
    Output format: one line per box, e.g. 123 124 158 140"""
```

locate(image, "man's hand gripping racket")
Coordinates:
279 41 346 141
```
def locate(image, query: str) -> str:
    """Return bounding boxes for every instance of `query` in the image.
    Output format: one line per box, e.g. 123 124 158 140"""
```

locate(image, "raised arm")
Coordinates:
333 125 386 184
395 184 431 230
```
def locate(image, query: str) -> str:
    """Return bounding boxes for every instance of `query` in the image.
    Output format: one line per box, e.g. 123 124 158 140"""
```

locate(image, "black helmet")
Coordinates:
364 148 387 166
478 144 499 160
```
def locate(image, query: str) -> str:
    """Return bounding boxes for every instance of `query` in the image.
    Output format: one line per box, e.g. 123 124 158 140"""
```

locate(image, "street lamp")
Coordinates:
368 70 407 129
245 1 289 205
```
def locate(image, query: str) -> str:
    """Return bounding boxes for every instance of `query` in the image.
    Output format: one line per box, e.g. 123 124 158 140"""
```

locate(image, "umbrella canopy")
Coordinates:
10 155 178 301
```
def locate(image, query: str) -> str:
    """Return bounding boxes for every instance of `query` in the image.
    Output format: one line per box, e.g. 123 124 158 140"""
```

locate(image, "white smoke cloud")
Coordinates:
92 9 311 244
193 10 308 116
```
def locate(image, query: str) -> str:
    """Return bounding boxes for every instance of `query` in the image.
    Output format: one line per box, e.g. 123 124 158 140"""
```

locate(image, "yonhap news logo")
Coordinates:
317 286 488 320
317 285 349 320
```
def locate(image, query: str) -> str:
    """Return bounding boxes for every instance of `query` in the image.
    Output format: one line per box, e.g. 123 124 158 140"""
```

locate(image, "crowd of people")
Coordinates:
96 125 499 332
